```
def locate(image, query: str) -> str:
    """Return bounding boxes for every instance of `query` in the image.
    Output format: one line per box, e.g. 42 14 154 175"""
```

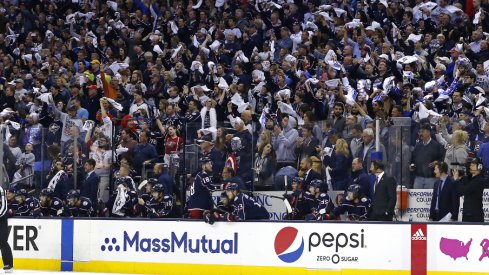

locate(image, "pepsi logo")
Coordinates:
274 227 304 263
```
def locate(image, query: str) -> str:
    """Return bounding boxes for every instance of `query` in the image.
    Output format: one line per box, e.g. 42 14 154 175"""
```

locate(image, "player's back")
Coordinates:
187 171 214 210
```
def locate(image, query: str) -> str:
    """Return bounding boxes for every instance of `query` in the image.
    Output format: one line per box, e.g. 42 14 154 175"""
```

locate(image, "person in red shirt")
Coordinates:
164 125 183 165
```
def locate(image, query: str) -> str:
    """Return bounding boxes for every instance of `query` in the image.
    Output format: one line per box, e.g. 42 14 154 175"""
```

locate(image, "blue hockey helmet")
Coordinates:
152 184 165 193
225 183 239 191
40 188 54 197
309 179 323 189
15 188 27 197
66 189 80 200
347 184 362 197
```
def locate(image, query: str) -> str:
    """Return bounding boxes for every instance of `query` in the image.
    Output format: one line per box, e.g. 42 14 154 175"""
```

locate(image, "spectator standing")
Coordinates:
253 143 276 188
90 135 112 202
356 128 386 173
444 130 469 173
328 139 352 191
273 114 299 169
133 130 158 177
411 124 445 189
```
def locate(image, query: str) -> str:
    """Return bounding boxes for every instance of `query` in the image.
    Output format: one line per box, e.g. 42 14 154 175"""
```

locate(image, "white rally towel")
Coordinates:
474 9 482 24
325 165 333 192
230 93 250 113
398 56 418 65
278 101 304 126
47 170 67 191
107 1 118 11
104 97 123 111
82 120 96 133
306 78 320 85
418 103 429 119
192 0 203 9
171 45 182 59
325 79 340 89
7 120 20 130
209 40 221 51
277 89 291 98
112 184 127 217
215 0 225 7
218 77 229 90
37 93 53 104
169 21 179 34
407 34 423 43
109 63 121 74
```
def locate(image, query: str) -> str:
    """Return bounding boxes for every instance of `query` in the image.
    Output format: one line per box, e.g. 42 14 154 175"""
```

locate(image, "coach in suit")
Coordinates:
81 159 100 204
429 162 459 221
369 160 397 221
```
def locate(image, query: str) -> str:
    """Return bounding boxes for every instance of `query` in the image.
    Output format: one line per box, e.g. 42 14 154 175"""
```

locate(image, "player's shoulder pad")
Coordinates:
164 196 170 199
319 193 329 198
361 197 368 203
82 201 88 206
53 201 60 206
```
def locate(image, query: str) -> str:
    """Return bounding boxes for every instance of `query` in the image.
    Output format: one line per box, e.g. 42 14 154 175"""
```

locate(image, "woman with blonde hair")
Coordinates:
310 156 326 182
328 138 352 191
444 130 469 173
257 130 273 153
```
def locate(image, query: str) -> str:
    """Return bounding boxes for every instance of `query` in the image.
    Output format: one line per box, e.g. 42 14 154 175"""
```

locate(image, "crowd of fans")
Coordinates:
1 0 489 220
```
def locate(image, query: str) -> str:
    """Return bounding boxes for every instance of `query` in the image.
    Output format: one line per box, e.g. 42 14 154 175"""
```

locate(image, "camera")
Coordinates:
451 163 466 177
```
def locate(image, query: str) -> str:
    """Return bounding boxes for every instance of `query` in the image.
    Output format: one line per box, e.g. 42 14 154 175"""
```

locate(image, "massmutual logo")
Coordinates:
274 226 366 264
100 231 239 254
274 227 304 263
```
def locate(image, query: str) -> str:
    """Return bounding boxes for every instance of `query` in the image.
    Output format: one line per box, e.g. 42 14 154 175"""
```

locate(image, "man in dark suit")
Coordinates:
430 162 459 221
369 160 397 221
299 157 321 189
80 159 100 205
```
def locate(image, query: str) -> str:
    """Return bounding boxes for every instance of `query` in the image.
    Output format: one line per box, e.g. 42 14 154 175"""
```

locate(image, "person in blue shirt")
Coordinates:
133 130 159 175
153 163 174 196
477 141 489 171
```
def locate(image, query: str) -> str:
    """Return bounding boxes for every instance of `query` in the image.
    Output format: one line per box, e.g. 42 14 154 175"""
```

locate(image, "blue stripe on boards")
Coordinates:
61 219 74 271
